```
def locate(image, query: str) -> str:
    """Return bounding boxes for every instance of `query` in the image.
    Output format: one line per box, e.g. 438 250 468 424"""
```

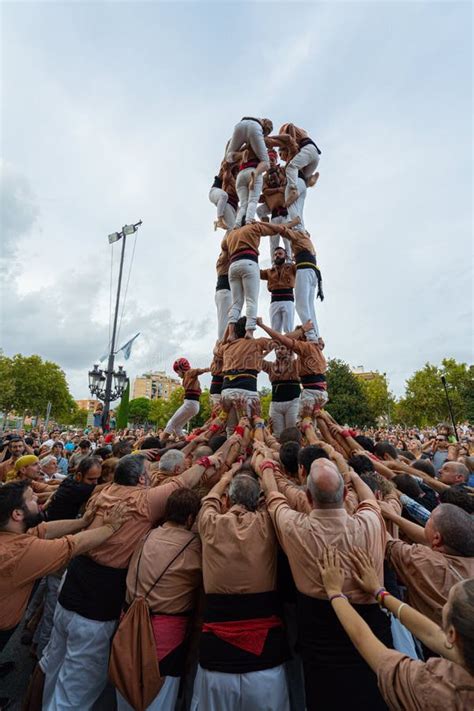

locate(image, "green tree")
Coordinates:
259 387 272 421
63 406 88 428
116 381 130 429
2 353 75 421
128 397 151 425
0 352 15 413
359 372 396 424
149 388 185 429
325 359 375 427
394 359 473 427
190 390 212 429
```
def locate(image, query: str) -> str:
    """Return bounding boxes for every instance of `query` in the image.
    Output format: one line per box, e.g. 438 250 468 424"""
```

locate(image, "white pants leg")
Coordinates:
267 214 286 256
299 389 328 418
269 300 294 333
287 177 307 231
235 168 252 226
116 676 181 711
285 144 320 191
270 301 284 333
270 398 300 437
223 204 236 230
215 288 232 340
257 203 270 222
165 399 200 436
226 120 269 165
295 268 319 339
228 260 260 331
210 394 221 406
209 187 229 218
41 603 117 711
222 389 260 436
191 663 290 711
246 173 263 223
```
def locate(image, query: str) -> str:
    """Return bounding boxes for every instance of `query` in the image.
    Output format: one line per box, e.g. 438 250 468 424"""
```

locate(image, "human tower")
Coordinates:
162 117 326 440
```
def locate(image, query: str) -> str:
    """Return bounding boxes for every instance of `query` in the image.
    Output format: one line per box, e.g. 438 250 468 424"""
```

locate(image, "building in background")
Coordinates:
132 371 181 401
351 366 378 382
76 398 99 412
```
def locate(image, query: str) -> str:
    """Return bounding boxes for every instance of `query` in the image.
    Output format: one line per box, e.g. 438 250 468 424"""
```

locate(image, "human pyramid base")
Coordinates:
162 116 327 442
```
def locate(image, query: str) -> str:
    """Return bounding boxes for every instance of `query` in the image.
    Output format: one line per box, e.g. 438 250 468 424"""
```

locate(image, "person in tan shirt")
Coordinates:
256 150 294 254
276 123 321 203
381 501 474 626
259 456 391 711
41 452 218 711
162 359 210 441
262 344 300 437
0 437 25 482
226 217 299 338
215 234 231 340
317 547 474 711
10 455 60 504
116 489 203 711
193 463 290 711
260 247 297 334
0 480 128 649
209 160 238 231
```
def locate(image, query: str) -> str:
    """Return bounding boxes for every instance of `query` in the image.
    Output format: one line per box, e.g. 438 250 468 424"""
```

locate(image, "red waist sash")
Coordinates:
151 614 189 662
202 615 282 656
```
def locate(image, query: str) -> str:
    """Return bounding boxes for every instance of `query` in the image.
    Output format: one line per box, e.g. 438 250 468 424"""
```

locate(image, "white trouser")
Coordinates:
285 143 320 190
287 177 307 231
215 288 232 340
235 168 264 226
269 300 294 333
226 119 269 164
221 388 260 436
270 398 300 437
295 268 319 340
165 399 200 436
266 214 293 259
40 603 117 711
209 187 236 229
299 388 328 417
116 676 181 711
33 574 62 657
191 663 290 711
210 393 222 406
228 259 259 331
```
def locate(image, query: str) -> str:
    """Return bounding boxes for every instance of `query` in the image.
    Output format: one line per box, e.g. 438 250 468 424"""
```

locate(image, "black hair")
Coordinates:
298 445 328 475
411 459 436 478
77 456 102 476
440 485 474 515
79 439 91 449
208 434 227 453
348 454 375 475
0 480 29 529
434 503 474 557
374 442 398 460
447 579 474 675
354 435 375 454
234 316 247 339
114 454 146 486
279 441 300 477
279 427 302 446
94 446 113 460
140 437 163 450
112 440 134 458
24 437 34 446
393 473 423 499
164 488 201 525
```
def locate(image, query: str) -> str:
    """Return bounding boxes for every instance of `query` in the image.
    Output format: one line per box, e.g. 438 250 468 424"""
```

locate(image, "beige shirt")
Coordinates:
262 356 299 383
226 222 291 257
0 524 77 630
125 523 202 614
198 493 277 594
377 650 474 711
266 492 386 603
288 339 327 377
221 337 274 373
385 539 474 625
84 479 184 569
281 228 316 257
260 264 296 292
216 236 230 277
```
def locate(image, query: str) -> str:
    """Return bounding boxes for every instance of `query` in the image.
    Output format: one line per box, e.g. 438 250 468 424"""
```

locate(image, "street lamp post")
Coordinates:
88 221 142 430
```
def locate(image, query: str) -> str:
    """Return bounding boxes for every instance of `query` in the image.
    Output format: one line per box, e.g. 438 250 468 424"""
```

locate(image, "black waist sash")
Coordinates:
271 287 294 303
271 380 301 402
271 206 288 218
212 175 223 189
295 249 317 271
227 194 238 211
298 137 322 155
59 555 127 621
230 248 258 265
210 375 224 395
216 274 230 291
241 116 262 126
222 369 258 392
300 373 327 391
184 390 201 402
200 591 289 673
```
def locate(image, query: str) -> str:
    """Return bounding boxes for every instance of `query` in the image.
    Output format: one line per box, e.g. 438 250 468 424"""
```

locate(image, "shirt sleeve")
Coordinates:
376 650 431 711
400 495 431 525
385 538 413 577
197 494 223 540
261 360 271 374
148 477 183 522
18 536 77 585
265 491 301 548
274 472 310 514
260 269 269 281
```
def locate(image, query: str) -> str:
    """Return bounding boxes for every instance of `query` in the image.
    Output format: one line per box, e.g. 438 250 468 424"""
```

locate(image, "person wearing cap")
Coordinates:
260 247 296 334
256 149 294 256
162 360 210 441
11 455 58 503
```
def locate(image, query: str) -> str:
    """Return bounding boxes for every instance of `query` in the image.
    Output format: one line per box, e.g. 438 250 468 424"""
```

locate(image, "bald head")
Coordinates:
307 459 344 508
439 461 470 485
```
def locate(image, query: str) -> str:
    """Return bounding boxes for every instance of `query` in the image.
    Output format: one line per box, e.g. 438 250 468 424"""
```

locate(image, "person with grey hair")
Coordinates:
261 457 390 710
438 460 470 486
150 449 186 486
41 452 221 711
40 454 64 480
380 501 474 626
193 464 290 710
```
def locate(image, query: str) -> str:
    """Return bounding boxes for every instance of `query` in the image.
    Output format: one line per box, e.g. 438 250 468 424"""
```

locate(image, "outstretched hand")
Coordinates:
316 547 345 597
348 548 380 596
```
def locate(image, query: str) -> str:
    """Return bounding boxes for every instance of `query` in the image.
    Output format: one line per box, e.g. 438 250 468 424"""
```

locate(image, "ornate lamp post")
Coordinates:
88 221 142 429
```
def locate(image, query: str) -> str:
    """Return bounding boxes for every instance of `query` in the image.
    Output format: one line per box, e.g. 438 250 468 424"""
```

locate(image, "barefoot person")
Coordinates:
261 343 301 437
277 123 321 207
256 150 293 256
260 246 296 334
215 234 232 340
209 160 238 231
226 116 273 187
163 360 210 441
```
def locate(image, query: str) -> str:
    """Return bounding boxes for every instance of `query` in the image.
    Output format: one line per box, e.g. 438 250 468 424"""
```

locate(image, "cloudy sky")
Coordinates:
1 0 472 402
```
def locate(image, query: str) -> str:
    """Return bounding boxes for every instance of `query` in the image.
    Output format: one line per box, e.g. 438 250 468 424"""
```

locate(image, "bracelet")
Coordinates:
209 424 221 433
234 426 245 437
376 591 390 607
374 587 386 601
261 459 276 471
301 423 313 432
197 456 212 469
254 422 265 429
396 602 407 624
329 593 348 603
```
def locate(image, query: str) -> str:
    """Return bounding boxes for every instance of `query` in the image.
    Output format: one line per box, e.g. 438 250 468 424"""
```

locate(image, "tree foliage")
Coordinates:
116 381 130 429
0 353 75 421
128 397 151 424
359 372 396 424
325 359 375 427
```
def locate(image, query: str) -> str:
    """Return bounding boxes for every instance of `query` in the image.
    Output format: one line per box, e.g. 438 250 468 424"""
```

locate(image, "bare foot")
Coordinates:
214 217 228 231
285 187 299 207
245 330 254 339
307 172 320 188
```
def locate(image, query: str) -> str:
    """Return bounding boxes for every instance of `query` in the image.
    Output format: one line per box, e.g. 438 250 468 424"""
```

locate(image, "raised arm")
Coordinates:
379 502 428 544
257 318 296 349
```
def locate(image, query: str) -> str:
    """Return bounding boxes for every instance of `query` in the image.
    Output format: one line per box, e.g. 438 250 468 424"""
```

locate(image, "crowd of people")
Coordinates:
0 115 473 710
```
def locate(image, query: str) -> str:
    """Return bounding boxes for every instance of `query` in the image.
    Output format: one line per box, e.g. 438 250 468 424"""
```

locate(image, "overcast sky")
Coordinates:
1 1 472 403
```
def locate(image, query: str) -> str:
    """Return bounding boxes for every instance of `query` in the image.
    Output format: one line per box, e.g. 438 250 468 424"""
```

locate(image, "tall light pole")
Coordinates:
88 221 142 430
